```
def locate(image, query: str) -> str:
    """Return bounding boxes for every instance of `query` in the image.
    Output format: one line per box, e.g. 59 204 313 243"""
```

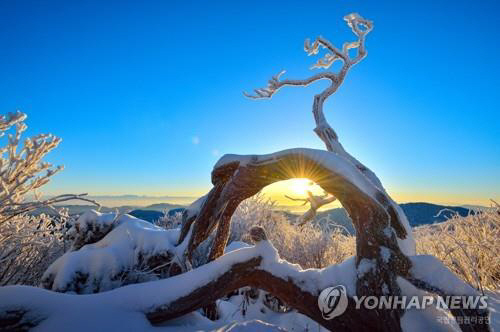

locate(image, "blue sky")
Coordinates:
0 0 498 205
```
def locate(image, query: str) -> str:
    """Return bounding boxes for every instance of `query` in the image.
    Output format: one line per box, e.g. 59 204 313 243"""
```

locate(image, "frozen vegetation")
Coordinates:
0 202 498 331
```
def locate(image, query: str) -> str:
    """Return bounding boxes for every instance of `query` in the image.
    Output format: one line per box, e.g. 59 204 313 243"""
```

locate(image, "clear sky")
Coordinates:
1 0 498 206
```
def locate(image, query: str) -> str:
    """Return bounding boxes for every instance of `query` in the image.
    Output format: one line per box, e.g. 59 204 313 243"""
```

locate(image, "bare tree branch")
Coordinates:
242 13 385 193
0 193 100 225
285 190 337 226
243 71 335 99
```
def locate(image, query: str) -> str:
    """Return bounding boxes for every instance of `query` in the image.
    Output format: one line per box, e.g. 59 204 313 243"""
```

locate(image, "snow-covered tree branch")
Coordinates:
243 13 383 192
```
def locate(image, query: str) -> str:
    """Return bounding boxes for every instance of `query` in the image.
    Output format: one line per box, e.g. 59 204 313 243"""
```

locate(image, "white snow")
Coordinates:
0 209 493 331
185 194 207 219
409 255 478 296
42 210 180 293
380 246 391 263
401 259 499 332
0 241 276 330
398 277 460 332
357 258 376 277
1 242 497 331
0 237 350 331
257 239 357 296
214 148 380 203
224 241 252 254
391 200 416 256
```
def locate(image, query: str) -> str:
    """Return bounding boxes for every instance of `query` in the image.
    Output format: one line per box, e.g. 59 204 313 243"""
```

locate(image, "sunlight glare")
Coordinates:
290 178 313 196
260 178 340 212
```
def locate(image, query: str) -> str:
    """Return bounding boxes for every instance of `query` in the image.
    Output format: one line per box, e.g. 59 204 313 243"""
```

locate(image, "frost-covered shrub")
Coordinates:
228 194 355 269
228 194 499 292
154 210 183 229
187 194 354 269
0 213 67 286
0 112 81 286
0 111 65 223
415 202 500 291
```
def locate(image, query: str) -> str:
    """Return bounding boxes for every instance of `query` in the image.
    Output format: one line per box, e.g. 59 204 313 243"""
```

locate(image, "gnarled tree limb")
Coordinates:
178 148 415 307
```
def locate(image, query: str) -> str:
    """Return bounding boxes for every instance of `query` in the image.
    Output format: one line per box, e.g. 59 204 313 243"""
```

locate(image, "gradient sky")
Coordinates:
0 0 498 206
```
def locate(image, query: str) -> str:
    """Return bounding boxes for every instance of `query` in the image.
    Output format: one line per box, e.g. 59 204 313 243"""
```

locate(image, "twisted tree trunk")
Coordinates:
173 12 426 328
177 148 416 328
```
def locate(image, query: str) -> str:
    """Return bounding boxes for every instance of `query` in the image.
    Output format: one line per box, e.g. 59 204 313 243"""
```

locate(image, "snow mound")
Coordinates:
41 210 181 293
224 241 252 254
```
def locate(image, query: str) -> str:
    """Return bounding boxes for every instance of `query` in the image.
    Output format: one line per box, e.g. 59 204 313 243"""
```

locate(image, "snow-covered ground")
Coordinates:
0 211 497 331
488 292 500 332
2 284 496 331
0 240 329 332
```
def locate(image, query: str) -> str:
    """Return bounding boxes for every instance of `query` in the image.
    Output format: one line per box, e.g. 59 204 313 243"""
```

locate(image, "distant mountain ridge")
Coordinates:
400 202 469 226
31 202 184 219
32 202 473 228
285 202 472 234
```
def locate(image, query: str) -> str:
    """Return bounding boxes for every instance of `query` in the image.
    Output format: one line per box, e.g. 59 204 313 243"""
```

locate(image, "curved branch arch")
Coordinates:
177 148 415 302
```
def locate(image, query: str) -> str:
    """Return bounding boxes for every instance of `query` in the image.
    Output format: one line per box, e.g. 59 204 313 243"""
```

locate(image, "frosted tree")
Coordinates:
0 111 98 286
169 13 488 331
0 111 97 223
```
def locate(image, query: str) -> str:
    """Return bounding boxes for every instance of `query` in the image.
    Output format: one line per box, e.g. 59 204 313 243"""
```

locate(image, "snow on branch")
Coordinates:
0 111 26 135
186 147 415 276
239 14 416 263
0 227 362 331
0 111 102 288
243 13 373 100
305 13 373 69
241 13 388 197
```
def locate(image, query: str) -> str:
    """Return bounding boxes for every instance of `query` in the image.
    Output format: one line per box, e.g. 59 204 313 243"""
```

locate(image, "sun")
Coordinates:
289 178 313 196
260 178 339 212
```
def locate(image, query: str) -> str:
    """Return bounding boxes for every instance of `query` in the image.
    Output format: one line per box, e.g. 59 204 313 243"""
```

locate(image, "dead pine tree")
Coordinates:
173 13 490 331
